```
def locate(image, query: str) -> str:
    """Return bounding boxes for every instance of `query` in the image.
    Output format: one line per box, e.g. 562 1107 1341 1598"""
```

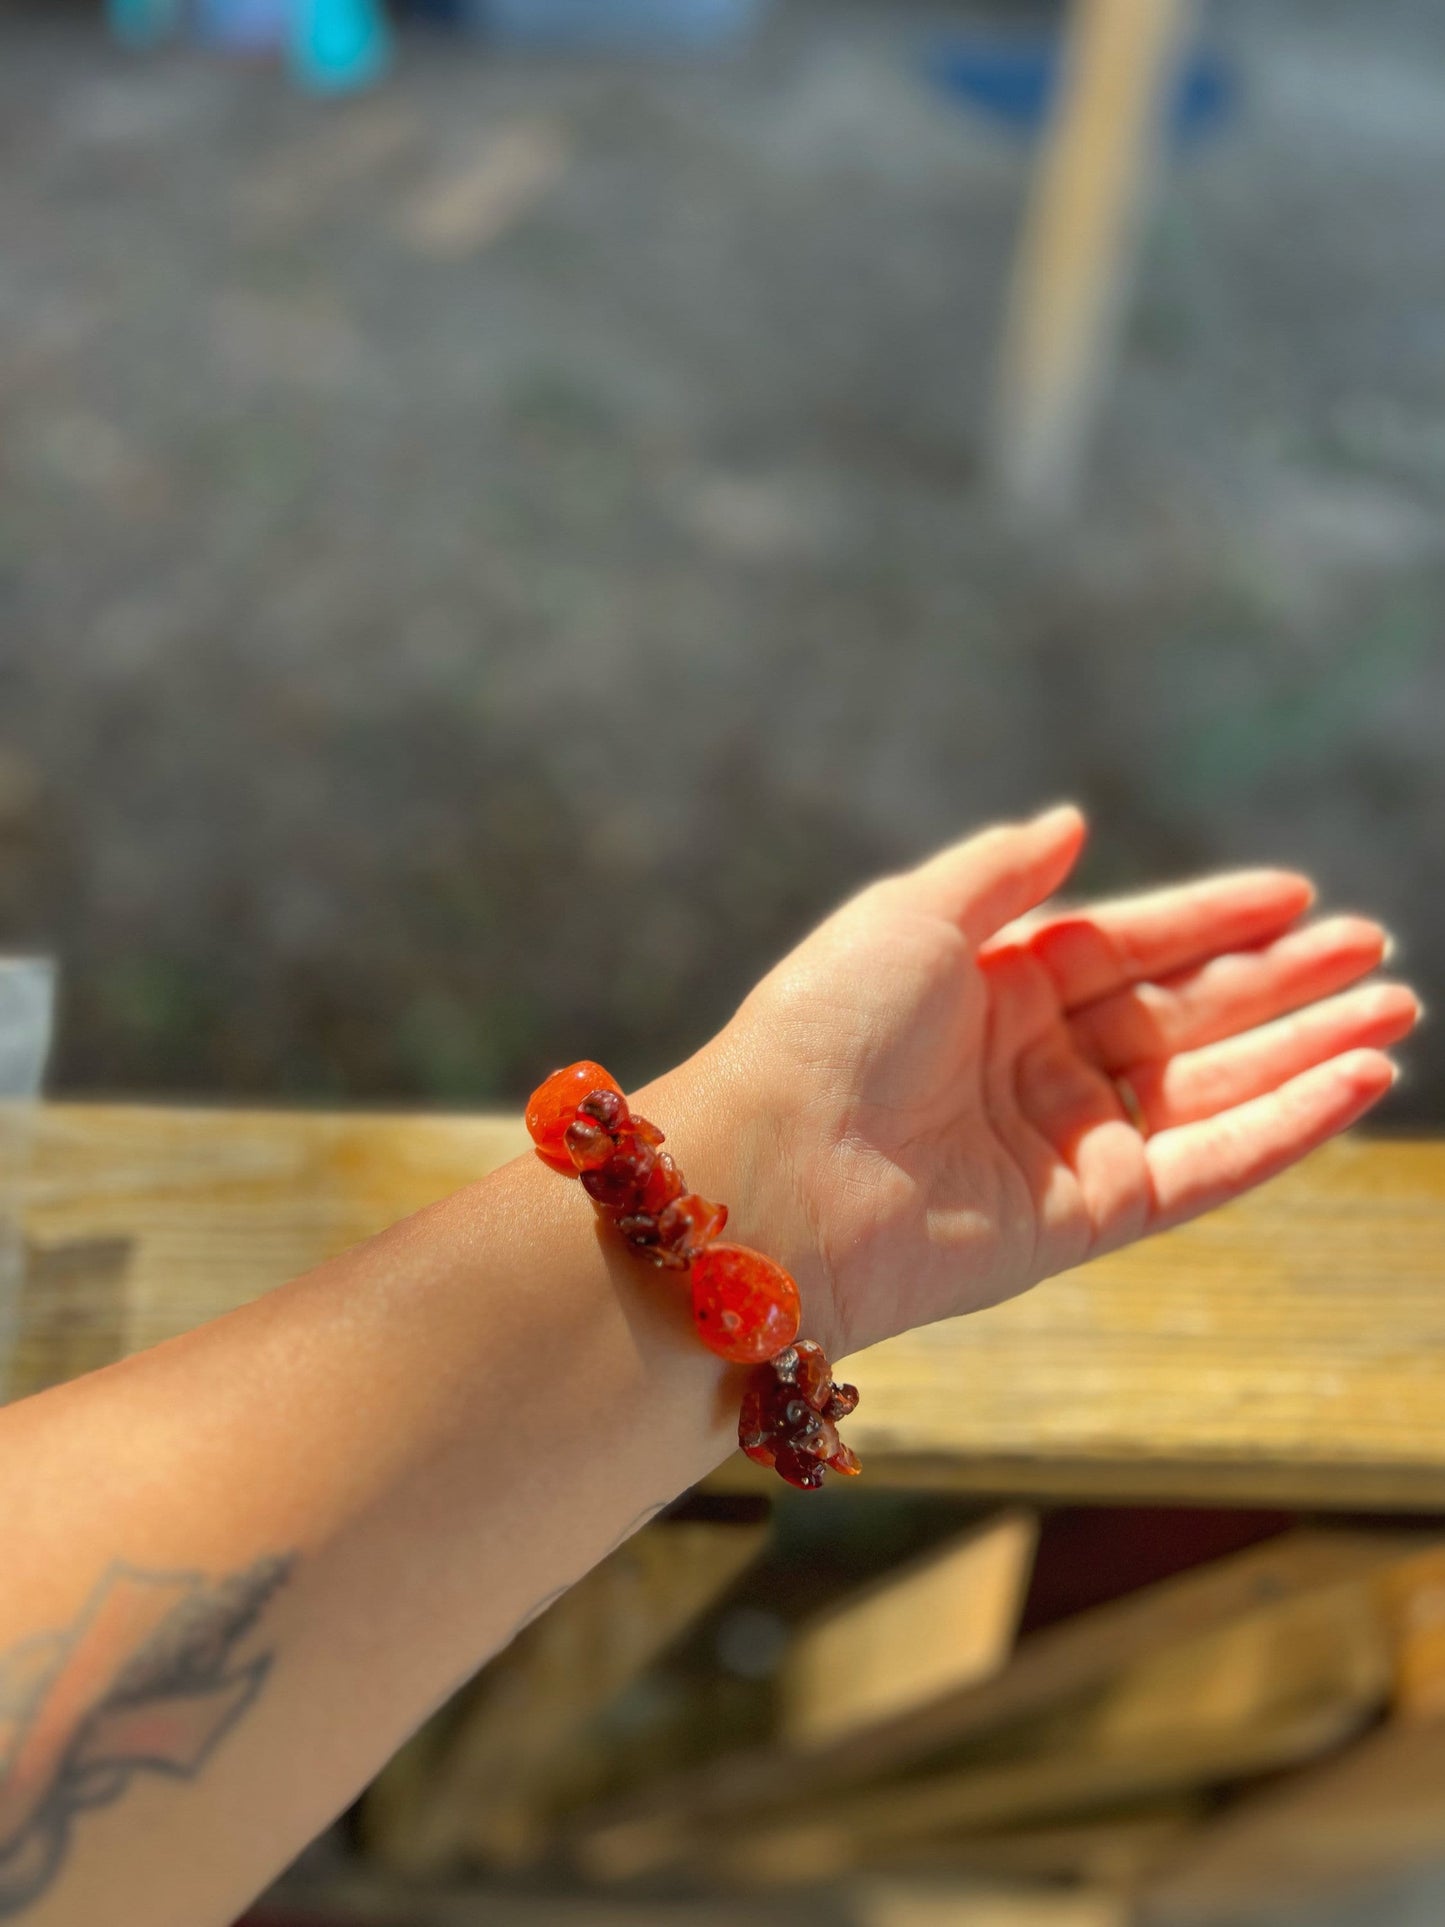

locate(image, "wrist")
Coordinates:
632 1041 839 1361
530 1050 864 1490
486 1148 747 1492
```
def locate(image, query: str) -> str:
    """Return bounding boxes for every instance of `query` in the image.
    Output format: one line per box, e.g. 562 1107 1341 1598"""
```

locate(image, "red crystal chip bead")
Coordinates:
738 1340 862 1486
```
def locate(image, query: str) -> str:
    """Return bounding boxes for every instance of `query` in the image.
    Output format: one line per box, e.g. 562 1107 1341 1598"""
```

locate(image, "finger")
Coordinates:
1146 1049 1398 1234
1123 983 1419 1133
1014 1030 1151 1255
1071 915 1391 1072
1008 869 1315 1010
910 805 1088 945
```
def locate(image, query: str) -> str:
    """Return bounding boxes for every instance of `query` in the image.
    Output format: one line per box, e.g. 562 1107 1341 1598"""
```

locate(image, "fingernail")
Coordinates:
1382 932 1399 963
1034 802 1084 830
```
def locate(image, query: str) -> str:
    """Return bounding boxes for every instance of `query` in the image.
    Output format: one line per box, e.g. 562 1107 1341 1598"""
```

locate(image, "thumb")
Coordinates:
908 805 1088 945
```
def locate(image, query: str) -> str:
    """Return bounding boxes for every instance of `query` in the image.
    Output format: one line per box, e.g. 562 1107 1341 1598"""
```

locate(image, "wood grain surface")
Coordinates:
12 1106 1445 1506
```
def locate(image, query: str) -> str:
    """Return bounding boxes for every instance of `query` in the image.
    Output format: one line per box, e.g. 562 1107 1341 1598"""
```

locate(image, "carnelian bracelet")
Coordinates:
525 1061 861 1490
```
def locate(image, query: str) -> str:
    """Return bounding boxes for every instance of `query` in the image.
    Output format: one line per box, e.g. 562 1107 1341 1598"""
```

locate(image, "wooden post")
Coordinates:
992 0 1195 511
1142 1545 1445 1918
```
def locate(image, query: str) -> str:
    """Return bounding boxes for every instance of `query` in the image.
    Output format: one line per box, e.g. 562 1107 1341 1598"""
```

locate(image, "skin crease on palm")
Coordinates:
670 805 1420 1361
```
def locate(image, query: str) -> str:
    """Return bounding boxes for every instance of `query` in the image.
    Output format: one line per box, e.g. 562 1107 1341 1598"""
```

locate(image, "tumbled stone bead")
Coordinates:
526 1062 623 1173
689 1243 801 1365
628 1114 666 1148
827 1441 862 1477
617 1212 661 1248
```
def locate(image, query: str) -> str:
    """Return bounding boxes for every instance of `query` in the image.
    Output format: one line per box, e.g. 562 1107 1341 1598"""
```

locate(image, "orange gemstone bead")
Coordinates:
689 1243 801 1365
525 1062 624 1173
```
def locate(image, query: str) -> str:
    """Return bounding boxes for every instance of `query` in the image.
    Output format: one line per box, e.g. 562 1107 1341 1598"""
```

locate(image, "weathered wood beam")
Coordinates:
571 1529 1425 1882
14 1108 1445 1510
783 1511 1038 1752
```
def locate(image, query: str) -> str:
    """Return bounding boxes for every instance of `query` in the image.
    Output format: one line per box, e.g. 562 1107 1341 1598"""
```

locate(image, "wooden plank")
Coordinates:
1142 1719 1445 1920
571 1530 1423 1880
248 1874 844 1927
703 1576 1391 1885
866 1809 1201 1887
856 1883 1132 1927
364 1512 769 1876
13 1109 1445 1509
783 1511 1038 1752
1144 1545 1445 1918
992 0 1195 509
12 1103 529 1396
1383 1544 1445 1719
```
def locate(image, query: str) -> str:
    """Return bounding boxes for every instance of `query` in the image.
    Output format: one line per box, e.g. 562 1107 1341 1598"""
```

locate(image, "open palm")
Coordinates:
717 807 1415 1359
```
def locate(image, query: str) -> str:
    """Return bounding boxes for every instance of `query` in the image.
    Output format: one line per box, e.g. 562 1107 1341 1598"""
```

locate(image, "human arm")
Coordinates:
0 806 1416 1924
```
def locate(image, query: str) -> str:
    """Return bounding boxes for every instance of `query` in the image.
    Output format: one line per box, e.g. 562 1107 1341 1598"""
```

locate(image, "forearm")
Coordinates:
0 1064 744 1925
2 808 1407 1925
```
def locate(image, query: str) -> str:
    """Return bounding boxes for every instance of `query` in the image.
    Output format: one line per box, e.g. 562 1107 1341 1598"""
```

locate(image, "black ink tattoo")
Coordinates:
0 1554 293 1916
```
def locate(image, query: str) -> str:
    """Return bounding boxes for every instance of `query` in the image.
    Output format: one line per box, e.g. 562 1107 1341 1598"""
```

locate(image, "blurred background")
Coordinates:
2 0 1441 1121
4 2 1445 1925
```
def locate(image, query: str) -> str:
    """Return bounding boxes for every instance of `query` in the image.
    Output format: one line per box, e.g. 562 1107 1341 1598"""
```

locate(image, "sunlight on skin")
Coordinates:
709 807 1417 1357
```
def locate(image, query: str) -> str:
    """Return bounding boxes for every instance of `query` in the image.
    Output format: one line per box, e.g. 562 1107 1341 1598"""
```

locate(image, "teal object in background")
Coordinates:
106 0 185 45
289 0 392 91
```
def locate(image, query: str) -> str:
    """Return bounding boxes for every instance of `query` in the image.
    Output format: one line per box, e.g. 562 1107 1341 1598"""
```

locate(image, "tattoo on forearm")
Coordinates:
0 1554 294 1916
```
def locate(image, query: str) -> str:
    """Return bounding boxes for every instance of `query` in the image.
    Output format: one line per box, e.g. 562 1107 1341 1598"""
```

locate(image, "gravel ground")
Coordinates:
2 0 1442 1116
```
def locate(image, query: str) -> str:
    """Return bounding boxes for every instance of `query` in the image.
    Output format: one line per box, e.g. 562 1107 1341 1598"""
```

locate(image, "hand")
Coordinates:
691 807 1417 1359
